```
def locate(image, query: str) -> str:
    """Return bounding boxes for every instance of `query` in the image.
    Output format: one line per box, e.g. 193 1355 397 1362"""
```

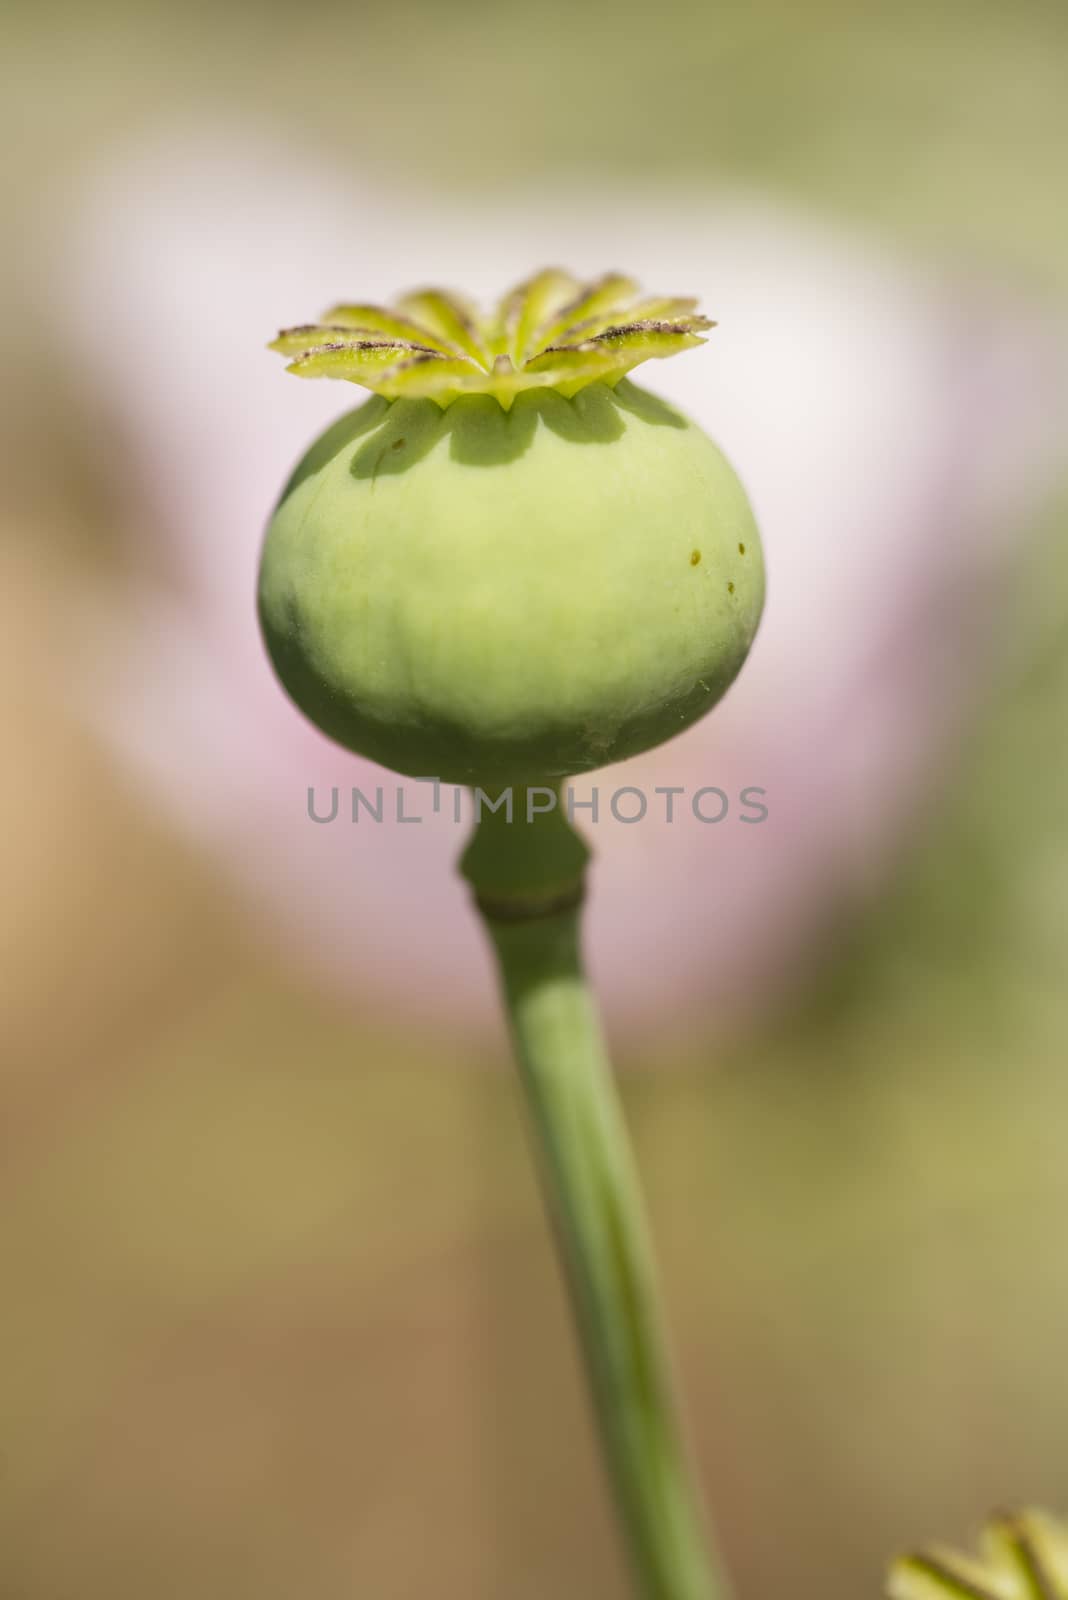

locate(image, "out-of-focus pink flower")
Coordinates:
50 123 1067 1040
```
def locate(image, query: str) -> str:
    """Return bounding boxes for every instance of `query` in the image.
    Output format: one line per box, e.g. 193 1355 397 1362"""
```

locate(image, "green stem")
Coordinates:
462 790 730 1600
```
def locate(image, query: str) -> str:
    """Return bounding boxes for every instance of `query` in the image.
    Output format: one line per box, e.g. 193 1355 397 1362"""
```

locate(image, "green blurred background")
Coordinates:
2 1 1068 1595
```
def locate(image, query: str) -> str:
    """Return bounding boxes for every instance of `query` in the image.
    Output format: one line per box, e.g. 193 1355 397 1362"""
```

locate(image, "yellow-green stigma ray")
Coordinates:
888 1510 1068 1600
269 270 713 410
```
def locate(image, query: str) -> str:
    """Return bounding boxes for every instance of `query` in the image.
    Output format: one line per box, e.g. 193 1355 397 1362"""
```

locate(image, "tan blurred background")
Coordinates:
3 1 1068 1596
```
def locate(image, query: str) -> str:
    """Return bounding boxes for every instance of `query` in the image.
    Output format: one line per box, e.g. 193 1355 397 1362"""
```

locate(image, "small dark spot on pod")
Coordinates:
391 436 407 451
738 542 746 555
727 581 735 594
690 549 701 566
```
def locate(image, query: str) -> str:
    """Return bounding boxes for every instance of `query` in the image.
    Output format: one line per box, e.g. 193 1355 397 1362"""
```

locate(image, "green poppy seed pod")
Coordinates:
258 272 765 789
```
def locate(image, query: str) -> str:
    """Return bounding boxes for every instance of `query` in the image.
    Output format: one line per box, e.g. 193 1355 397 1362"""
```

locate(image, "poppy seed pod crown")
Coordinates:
258 270 765 788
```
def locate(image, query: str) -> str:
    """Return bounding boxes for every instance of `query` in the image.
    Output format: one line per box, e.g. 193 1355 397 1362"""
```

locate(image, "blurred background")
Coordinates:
3 0 1068 1595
